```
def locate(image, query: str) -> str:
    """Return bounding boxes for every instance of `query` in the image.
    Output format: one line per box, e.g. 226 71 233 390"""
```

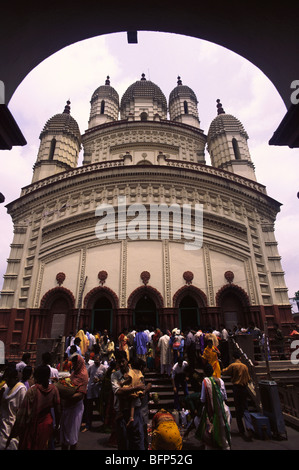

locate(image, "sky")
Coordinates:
1 31 298 307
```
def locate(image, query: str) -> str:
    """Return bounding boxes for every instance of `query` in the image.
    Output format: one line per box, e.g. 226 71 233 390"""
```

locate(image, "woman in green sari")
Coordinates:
196 363 231 450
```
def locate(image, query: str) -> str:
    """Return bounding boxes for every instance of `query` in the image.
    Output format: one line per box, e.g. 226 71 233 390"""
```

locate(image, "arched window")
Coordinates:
100 100 105 114
49 138 56 160
232 138 241 160
140 112 148 121
92 297 113 333
184 101 189 114
179 295 199 331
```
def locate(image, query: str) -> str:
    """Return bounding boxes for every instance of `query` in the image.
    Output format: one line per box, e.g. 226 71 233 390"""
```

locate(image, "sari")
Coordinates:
0 382 27 450
196 377 231 450
118 333 130 360
60 355 88 447
202 345 221 378
15 383 60 450
75 329 89 355
151 409 182 450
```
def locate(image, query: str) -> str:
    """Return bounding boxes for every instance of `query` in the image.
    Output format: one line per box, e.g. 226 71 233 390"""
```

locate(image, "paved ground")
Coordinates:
73 417 299 451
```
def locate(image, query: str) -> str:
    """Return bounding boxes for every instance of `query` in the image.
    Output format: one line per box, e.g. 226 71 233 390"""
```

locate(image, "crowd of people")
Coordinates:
0 321 292 451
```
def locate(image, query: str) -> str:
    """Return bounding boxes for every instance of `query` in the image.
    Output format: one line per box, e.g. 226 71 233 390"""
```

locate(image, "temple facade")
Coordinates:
0 75 293 357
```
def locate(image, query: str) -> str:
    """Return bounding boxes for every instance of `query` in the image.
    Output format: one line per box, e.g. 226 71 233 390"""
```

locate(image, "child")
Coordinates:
118 366 144 427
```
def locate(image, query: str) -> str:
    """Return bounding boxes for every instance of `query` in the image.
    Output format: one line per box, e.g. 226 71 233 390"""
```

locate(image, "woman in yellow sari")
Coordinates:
201 339 221 378
151 409 182 450
75 329 89 356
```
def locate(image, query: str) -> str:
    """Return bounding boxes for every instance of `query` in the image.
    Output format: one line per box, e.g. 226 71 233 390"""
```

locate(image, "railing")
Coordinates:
278 384 299 429
228 336 262 412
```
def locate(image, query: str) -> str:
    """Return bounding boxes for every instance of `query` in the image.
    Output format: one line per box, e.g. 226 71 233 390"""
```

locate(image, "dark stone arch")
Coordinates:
127 285 164 310
84 286 119 309
40 286 75 309
173 284 207 308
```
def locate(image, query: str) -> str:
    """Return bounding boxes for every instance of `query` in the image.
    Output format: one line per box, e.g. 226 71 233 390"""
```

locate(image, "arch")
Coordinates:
232 137 241 160
100 99 105 114
215 283 250 307
49 137 56 160
140 112 148 121
40 286 75 309
184 100 189 114
2 4 296 110
83 286 119 309
173 285 207 308
127 285 164 310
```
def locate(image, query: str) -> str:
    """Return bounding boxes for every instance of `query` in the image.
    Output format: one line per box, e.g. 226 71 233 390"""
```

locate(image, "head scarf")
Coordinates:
70 354 88 394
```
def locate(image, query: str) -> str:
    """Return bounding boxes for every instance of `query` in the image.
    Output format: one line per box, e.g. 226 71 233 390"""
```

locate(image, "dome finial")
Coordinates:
141 73 146 81
63 100 71 114
216 99 225 115
105 76 110 85
177 76 182 85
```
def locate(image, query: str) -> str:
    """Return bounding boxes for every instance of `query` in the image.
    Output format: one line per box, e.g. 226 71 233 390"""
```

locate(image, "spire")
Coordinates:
63 100 71 114
216 99 225 115
141 73 146 81
177 76 182 85
105 76 110 85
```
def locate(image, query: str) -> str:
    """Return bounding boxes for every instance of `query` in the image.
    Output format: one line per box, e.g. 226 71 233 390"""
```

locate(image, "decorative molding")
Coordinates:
203 245 214 306
56 272 66 286
162 240 171 307
183 271 194 285
224 270 234 283
140 271 151 285
98 270 108 285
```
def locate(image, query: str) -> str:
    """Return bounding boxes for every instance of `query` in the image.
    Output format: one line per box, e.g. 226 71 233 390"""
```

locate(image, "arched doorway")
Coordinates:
134 295 158 328
92 297 113 334
50 297 69 338
40 286 76 338
179 295 200 332
220 293 244 332
216 285 250 332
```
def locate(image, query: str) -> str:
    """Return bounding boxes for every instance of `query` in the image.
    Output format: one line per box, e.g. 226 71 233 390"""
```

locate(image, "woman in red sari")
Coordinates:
7 365 61 450
118 328 130 361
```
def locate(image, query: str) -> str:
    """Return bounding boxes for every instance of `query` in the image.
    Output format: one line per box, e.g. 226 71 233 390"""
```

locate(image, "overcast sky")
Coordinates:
1 31 298 306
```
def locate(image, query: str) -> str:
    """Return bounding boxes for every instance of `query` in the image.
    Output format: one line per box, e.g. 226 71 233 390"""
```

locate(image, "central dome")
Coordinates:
120 74 167 120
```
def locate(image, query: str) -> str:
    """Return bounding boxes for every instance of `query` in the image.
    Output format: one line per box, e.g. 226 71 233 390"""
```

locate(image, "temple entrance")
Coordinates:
134 296 158 328
50 297 68 338
92 297 113 334
220 292 244 332
179 295 200 332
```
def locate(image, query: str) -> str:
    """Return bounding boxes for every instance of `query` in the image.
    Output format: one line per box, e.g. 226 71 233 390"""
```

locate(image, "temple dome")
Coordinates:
120 74 167 113
40 101 81 143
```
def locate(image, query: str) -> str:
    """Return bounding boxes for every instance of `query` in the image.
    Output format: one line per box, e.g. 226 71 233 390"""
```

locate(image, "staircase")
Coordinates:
144 369 257 418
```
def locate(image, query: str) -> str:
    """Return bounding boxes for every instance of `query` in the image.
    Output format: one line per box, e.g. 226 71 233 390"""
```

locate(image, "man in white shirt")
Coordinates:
171 357 189 410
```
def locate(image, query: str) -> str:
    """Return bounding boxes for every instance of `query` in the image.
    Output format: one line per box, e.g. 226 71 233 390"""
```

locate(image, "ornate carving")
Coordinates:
98 270 108 285
40 286 75 309
84 286 119 309
56 272 66 286
183 271 194 285
173 285 208 308
127 285 164 309
224 271 234 283
215 284 250 307
140 271 151 286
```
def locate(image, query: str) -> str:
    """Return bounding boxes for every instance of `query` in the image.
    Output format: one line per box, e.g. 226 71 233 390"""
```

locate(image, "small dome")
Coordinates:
40 101 81 143
91 76 119 105
208 101 248 141
208 113 249 140
169 76 198 104
120 74 167 112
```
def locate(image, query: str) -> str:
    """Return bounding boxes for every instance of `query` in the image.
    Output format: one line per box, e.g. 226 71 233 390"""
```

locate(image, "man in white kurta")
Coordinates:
0 367 27 449
158 331 172 376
